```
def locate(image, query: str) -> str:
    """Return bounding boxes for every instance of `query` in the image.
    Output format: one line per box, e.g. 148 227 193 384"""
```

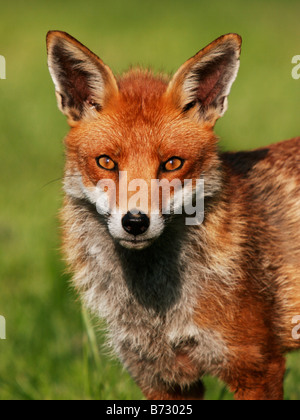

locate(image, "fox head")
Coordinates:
47 31 242 250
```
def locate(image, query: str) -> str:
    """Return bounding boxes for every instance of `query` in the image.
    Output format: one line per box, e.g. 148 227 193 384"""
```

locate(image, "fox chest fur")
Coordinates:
63 199 230 390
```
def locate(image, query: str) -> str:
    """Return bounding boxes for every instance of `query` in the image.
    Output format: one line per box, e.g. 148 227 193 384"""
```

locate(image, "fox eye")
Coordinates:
96 155 116 171
163 157 184 172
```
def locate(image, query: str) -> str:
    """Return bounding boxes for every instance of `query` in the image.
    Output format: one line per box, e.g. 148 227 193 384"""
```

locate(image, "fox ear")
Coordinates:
166 34 242 125
46 31 118 125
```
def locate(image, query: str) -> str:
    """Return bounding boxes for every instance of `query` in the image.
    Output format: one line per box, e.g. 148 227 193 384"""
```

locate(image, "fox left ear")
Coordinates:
166 34 242 125
46 31 119 125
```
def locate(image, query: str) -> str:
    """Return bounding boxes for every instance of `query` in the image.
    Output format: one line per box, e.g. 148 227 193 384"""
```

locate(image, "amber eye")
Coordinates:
96 155 116 171
163 157 184 172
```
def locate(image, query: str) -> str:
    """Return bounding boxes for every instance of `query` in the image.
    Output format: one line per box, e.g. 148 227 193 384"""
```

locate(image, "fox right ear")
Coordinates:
166 34 242 126
46 31 118 125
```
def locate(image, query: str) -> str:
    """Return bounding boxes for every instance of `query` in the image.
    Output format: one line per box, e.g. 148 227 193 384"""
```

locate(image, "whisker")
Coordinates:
39 174 82 190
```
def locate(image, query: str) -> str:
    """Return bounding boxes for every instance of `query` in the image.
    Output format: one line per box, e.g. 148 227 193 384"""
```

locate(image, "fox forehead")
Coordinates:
65 70 215 161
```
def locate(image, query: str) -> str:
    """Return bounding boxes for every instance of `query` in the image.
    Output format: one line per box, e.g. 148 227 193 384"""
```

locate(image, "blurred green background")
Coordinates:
0 0 299 400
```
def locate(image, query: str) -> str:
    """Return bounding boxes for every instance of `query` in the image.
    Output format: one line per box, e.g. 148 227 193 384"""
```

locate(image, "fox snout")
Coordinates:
122 210 150 237
108 209 165 250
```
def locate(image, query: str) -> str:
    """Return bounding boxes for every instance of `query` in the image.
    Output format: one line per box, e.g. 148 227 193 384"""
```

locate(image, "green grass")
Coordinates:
0 0 300 400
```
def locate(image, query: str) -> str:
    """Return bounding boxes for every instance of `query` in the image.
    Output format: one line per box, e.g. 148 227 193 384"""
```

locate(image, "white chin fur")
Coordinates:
119 238 155 250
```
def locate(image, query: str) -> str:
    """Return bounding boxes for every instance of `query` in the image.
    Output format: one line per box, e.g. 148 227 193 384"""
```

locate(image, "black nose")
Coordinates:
122 210 150 236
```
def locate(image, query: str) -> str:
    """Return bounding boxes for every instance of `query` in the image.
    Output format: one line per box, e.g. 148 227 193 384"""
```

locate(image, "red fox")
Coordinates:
46 31 300 400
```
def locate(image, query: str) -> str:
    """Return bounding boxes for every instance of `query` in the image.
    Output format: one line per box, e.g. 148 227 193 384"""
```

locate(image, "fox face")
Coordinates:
47 31 241 249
